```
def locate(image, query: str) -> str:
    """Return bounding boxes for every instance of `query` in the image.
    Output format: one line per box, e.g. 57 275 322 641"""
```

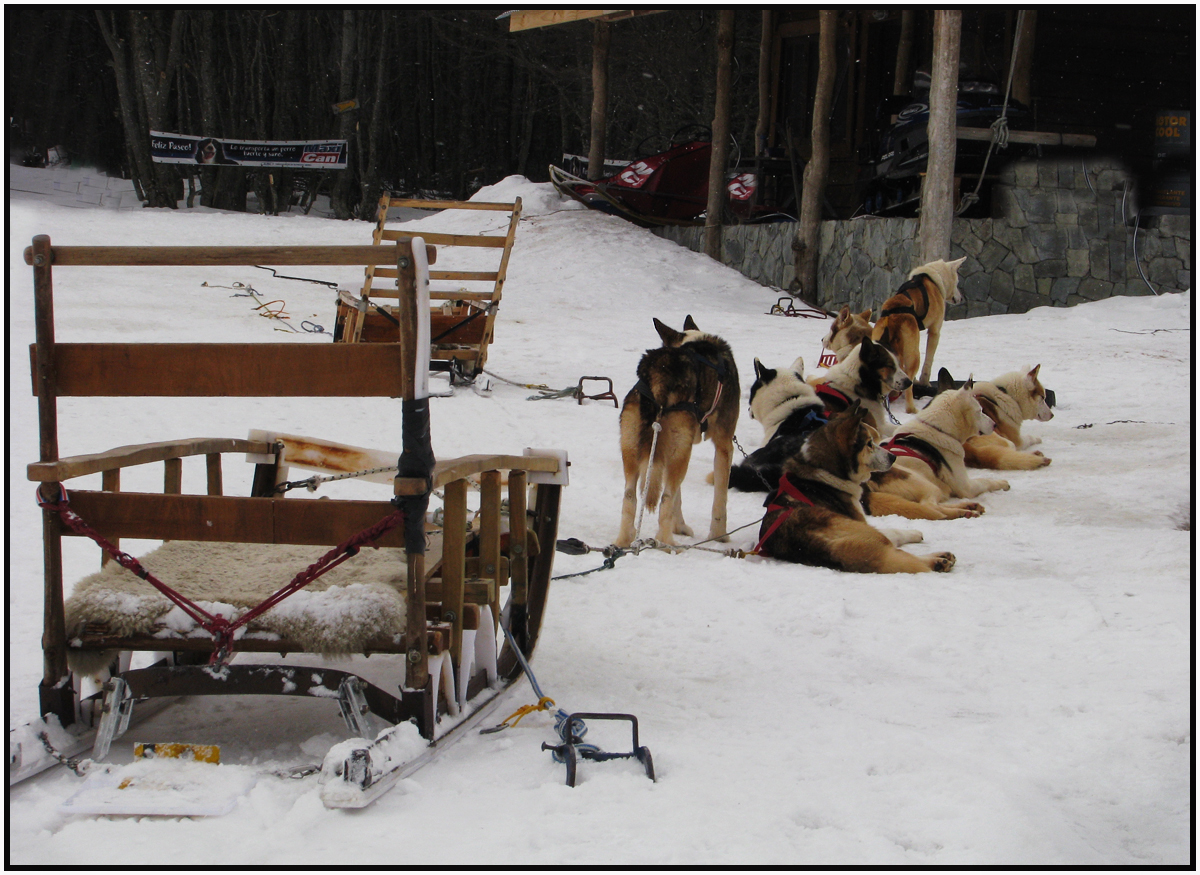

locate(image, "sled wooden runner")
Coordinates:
334 195 522 383
23 236 565 771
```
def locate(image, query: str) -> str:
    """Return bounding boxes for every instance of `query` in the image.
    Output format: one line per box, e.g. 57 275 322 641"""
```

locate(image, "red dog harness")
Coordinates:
752 473 815 555
882 434 939 474
812 383 851 412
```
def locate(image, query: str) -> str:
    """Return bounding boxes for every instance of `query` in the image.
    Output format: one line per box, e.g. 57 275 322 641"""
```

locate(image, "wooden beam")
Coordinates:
59 490 407 547
33 343 406 397
918 10 962 264
506 10 663 33
957 127 1095 148
22 244 435 267
704 10 735 260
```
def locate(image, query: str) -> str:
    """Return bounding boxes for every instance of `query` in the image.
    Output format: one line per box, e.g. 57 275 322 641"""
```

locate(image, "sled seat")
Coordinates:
24 236 565 742
334 195 522 383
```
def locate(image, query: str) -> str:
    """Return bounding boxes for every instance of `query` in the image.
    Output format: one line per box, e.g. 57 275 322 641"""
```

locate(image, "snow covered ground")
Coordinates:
7 166 1192 866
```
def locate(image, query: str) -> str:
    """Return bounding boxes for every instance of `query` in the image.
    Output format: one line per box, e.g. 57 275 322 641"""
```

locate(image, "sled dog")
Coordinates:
869 257 965 414
728 356 828 492
866 383 1010 520
821 307 874 363
808 336 910 437
927 367 1055 469
616 316 740 548
754 403 955 574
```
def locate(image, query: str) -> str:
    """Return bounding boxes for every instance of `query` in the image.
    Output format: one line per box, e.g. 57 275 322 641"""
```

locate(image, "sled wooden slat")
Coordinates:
73 628 432 657
387 198 515 211
22 243 436 267
27 438 271 482
59 490 408 548
372 267 499 282
32 343 406 397
379 230 507 248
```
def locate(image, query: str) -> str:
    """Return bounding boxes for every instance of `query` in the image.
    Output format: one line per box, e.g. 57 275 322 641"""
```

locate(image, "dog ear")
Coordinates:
949 256 967 271
653 317 685 347
683 314 699 332
859 309 873 322
963 374 974 391
753 358 774 382
937 367 955 393
1027 364 1041 386
790 356 805 380
836 306 850 322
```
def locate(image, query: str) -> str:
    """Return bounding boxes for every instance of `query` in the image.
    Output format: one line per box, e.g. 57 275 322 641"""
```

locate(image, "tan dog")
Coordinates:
964 366 1054 469
755 404 955 574
820 307 873 363
616 316 740 548
866 383 1009 520
870 257 965 414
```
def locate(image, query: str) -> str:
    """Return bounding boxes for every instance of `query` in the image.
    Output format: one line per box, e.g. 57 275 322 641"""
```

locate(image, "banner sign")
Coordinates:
149 131 348 169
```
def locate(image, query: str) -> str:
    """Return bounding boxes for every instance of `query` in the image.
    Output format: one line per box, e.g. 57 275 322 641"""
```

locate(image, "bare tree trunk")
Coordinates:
893 10 915 95
791 10 836 301
754 11 773 155
587 20 610 181
1011 10 1037 107
918 10 961 264
95 11 160 207
359 13 391 217
331 11 357 219
703 10 735 260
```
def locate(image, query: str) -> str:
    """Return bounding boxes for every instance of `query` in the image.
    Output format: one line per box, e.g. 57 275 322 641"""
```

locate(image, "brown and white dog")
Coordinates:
820 306 873 363
808 336 910 437
865 257 965 414
866 383 1010 520
615 316 740 548
961 366 1054 469
755 403 955 574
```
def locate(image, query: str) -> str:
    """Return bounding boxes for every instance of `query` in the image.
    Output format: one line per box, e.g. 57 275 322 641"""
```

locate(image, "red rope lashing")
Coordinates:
37 485 405 664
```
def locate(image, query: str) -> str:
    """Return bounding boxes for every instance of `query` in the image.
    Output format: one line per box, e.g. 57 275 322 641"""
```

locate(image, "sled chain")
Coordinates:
37 732 91 778
274 464 399 494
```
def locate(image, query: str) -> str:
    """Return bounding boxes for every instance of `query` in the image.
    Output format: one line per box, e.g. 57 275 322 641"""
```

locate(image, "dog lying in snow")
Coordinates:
754 403 955 574
865 382 1010 520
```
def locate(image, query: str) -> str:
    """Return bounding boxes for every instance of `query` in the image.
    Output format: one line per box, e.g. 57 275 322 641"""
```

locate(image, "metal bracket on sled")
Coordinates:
541 712 655 787
92 677 135 761
338 675 376 739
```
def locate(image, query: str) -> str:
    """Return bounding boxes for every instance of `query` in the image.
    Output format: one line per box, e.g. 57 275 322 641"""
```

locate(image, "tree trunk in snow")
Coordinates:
587 20 610 181
918 10 961 264
790 10 836 302
754 11 772 156
703 10 734 260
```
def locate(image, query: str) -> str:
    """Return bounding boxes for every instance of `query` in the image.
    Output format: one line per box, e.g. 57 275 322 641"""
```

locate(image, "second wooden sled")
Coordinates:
19 235 566 810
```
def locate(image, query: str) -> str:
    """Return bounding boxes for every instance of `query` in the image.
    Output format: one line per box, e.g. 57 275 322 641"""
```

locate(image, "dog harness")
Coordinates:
752 473 815 555
881 433 942 474
880 274 932 330
634 347 730 430
812 383 852 412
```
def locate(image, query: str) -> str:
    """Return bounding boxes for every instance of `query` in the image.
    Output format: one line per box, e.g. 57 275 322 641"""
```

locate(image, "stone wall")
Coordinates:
654 156 1191 318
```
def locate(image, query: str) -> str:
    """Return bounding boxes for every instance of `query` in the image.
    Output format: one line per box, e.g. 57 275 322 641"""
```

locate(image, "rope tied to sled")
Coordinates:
36 484 404 665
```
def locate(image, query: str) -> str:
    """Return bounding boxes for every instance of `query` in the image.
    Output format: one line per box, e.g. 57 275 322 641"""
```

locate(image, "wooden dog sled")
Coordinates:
334 195 521 386
18 235 566 809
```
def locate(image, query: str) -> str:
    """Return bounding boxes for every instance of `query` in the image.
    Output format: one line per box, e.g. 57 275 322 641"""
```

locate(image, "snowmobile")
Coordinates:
861 73 1034 216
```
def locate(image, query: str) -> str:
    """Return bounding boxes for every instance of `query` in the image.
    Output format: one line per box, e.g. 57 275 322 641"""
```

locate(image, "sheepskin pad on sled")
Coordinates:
64 541 410 666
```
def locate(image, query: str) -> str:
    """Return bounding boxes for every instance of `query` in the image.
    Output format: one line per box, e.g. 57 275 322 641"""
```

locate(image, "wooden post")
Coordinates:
918 10 962 264
1011 10 1036 107
704 10 735 260
893 10 915 95
792 10 837 302
754 11 773 155
32 235 74 725
507 471 528 611
101 469 120 566
587 20 611 181
479 471 502 633
205 453 223 496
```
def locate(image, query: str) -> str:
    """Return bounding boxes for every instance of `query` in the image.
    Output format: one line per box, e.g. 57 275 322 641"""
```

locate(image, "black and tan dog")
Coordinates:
754 403 955 574
808 336 910 437
616 316 740 548
866 383 1010 520
728 356 827 493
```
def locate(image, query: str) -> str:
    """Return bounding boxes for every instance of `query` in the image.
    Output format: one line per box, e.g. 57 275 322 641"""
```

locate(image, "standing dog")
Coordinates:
755 403 955 574
870 257 966 413
616 316 740 548
867 384 1009 520
808 336 910 437
728 356 827 492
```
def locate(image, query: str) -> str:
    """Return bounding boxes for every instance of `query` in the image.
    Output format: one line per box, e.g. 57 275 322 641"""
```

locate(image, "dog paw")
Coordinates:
990 480 1011 492
930 552 956 572
674 522 695 537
